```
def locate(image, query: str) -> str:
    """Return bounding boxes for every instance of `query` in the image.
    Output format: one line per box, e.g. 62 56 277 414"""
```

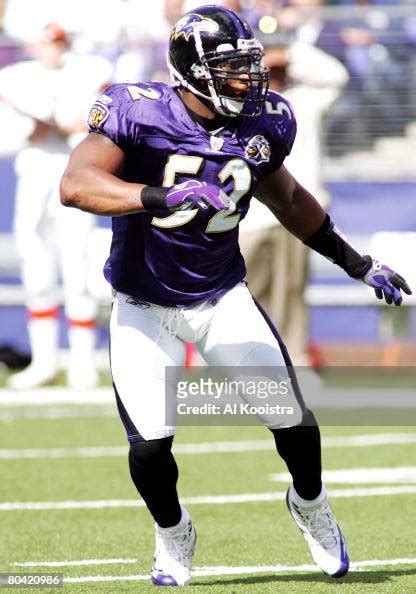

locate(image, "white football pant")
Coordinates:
110 283 305 440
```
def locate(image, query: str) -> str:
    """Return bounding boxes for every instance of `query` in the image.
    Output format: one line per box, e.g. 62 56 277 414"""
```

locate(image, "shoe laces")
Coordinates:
297 502 338 549
155 520 194 568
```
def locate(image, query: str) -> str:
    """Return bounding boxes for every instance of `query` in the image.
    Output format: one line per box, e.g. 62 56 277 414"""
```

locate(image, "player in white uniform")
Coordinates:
0 23 113 389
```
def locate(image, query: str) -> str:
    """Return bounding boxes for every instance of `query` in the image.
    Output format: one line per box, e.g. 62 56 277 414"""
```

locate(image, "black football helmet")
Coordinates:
168 5 269 117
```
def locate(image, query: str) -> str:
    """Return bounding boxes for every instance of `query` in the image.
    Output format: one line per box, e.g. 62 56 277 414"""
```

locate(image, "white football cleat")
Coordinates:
7 364 58 390
151 506 196 587
286 485 349 578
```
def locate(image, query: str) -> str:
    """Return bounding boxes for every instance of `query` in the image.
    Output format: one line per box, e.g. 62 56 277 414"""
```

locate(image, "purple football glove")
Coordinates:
166 180 231 212
362 258 412 306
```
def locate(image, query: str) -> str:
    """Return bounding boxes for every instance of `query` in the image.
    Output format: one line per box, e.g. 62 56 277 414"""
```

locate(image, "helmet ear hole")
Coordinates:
168 5 270 117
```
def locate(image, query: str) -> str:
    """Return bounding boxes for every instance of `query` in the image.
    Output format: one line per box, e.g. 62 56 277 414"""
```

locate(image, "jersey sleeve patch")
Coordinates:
86 83 141 148
245 135 271 164
88 103 110 129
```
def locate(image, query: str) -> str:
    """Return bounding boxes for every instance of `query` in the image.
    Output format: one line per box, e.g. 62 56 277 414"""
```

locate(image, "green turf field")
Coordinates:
1 382 416 593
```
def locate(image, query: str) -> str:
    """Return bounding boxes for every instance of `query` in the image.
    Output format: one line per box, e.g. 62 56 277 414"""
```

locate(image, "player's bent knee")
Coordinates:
268 406 317 432
129 436 174 467
287 405 314 428
300 408 319 427
266 400 305 430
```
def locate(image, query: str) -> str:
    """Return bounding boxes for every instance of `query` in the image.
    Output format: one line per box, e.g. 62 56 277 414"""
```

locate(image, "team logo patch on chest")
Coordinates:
245 135 271 164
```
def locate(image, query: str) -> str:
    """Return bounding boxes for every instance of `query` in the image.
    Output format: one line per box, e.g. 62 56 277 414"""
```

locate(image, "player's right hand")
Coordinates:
166 180 231 212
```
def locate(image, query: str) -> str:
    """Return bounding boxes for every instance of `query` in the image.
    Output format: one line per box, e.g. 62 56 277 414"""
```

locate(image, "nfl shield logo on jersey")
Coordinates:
245 135 271 164
210 135 224 151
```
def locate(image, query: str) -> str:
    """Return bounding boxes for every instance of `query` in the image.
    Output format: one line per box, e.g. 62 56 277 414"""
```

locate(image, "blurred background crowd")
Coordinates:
2 0 416 155
0 0 415 386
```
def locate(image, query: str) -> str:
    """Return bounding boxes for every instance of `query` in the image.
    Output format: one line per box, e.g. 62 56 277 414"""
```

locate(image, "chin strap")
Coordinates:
218 95 244 116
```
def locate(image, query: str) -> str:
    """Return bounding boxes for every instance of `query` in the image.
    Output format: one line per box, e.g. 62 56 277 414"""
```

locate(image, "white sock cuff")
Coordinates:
291 484 327 508
178 505 191 526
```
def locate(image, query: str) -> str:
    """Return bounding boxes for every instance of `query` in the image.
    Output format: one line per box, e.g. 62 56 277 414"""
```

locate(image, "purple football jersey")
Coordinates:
88 82 296 307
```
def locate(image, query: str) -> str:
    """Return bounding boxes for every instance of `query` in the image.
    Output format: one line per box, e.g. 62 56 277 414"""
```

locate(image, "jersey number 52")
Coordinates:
151 155 251 233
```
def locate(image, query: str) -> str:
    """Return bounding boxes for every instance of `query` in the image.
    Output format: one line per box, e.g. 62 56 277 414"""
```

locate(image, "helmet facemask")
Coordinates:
196 47 270 117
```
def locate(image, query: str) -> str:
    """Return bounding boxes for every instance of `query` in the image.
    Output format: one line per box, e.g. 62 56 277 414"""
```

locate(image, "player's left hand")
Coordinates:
362 258 412 305
166 180 231 212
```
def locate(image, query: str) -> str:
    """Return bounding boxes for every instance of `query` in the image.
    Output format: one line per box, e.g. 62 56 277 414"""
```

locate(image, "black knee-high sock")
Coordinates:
270 409 322 500
129 437 182 528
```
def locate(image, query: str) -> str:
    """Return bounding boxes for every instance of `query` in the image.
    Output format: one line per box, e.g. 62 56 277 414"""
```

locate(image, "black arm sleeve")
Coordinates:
303 214 372 278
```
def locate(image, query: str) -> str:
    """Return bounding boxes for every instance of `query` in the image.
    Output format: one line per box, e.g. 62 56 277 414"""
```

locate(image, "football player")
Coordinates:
60 5 411 587
2 23 112 390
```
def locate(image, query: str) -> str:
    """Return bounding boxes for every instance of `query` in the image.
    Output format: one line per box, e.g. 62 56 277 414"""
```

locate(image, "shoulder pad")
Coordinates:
263 90 295 121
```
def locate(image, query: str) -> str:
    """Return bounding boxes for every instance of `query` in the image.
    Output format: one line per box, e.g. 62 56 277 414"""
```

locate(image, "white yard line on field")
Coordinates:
0 407 115 422
12 556 416 577
323 433 416 447
271 466 416 484
0 389 113 406
1 386 416 407
1 485 416 512
14 558 137 568
59 557 416 583
1 433 416 460
0 446 128 459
